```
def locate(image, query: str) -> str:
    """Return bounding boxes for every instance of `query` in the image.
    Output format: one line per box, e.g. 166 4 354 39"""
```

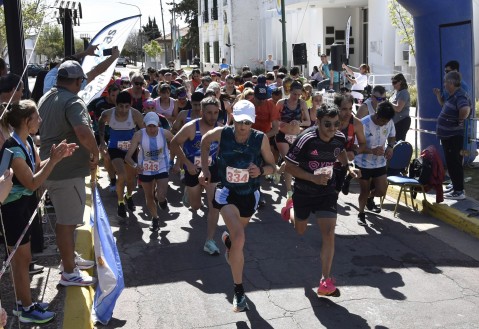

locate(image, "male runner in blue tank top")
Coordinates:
199 100 277 312
284 104 360 297
98 91 145 219
170 96 221 255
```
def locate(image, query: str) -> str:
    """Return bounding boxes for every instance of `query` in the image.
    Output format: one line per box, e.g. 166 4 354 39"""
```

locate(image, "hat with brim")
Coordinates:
57 60 87 79
144 112 159 126
233 100 256 123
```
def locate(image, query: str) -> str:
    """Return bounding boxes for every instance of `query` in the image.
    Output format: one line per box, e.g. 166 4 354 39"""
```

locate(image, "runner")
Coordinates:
284 103 360 297
125 112 174 231
98 91 145 219
199 100 277 312
171 92 204 134
170 96 221 254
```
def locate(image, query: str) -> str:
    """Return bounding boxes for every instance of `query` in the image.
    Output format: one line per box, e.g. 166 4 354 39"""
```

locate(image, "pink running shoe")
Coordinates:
280 198 294 221
317 278 340 297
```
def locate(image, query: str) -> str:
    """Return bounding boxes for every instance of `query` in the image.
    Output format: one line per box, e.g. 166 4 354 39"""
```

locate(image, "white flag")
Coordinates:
346 16 351 60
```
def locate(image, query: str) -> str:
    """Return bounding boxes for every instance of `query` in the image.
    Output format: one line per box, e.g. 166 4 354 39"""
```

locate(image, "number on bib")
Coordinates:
194 156 212 168
142 160 160 172
314 166 333 178
117 141 131 151
226 166 249 184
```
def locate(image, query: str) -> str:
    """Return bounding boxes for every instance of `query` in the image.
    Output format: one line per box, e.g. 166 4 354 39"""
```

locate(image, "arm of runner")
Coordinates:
284 159 329 186
170 123 197 175
133 109 146 129
97 109 111 151
199 127 223 185
125 131 142 173
337 150 361 179
299 99 311 127
354 118 367 154
171 111 185 134
356 104 368 119
258 134 277 176
384 137 396 160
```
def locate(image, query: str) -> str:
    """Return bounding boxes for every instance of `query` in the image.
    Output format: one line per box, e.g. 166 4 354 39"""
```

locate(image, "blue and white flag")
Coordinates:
79 15 140 105
91 186 124 325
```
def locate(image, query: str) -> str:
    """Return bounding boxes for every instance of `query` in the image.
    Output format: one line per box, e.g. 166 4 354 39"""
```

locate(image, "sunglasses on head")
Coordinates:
322 120 341 128
373 95 386 101
234 120 253 126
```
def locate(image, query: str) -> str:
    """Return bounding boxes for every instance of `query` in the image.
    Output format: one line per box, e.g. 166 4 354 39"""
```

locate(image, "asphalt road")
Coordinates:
92 168 479 329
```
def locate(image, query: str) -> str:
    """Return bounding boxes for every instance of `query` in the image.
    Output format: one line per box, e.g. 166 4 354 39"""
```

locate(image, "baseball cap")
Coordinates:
257 75 267 85
57 60 87 79
144 112 159 126
233 100 256 123
254 84 268 100
142 98 156 108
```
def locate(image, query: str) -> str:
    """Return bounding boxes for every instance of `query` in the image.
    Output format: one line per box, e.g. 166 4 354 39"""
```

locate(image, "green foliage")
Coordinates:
388 0 415 56
143 17 161 41
35 24 64 60
409 84 417 107
143 40 163 59
168 0 199 54
0 0 47 56
124 31 143 62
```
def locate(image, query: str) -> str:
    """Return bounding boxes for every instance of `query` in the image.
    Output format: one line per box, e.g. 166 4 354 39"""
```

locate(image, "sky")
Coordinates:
43 0 185 39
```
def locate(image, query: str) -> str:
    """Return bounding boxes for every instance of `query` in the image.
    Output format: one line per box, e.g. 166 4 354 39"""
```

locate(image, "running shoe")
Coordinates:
444 190 466 200
29 263 44 275
233 294 249 312
124 194 135 211
59 267 97 287
109 178 117 193
357 213 367 226
13 302 49 316
444 183 453 193
221 231 231 265
117 202 127 218
158 199 168 210
203 239 220 255
317 278 340 297
149 218 160 232
19 303 55 324
366 197 381 213
280 198 294 221
74 252 95 269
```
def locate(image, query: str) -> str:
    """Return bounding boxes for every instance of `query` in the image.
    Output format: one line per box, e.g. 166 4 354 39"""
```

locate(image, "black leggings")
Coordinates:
441 135 464 191
394 117 411 142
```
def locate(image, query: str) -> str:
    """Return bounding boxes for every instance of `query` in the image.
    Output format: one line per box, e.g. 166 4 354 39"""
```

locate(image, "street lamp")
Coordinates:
118 2 144 69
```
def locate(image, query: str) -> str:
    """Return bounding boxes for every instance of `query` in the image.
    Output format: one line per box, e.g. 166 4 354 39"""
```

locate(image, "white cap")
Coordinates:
233 100 255 123
144 112 159 126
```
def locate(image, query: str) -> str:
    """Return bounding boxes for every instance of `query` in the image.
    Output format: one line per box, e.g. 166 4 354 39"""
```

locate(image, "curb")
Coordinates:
385 185 479 239
62 179 95 329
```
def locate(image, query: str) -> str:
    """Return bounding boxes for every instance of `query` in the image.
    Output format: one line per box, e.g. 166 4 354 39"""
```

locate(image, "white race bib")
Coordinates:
117 141 131 151
314 166 333 178
194 156 212 168
226 166 249 184
285 134 297 144
142 160 160 172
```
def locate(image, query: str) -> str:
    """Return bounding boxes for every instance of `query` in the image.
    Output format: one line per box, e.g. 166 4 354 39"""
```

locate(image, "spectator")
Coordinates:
309 66 323 88
39 60 98 287
433 60 469 106
437 71 471 200
390 73 411 142
264 54 275 73
342 63 370 102
220 58 230 70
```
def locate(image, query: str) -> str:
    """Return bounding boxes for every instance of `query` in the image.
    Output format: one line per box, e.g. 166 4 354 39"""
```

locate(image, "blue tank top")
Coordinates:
217 126 264 195
280 99 302 123
183 119 218 164
108 108 136 150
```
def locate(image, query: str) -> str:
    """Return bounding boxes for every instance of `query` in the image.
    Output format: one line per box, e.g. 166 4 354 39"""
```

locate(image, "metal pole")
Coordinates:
118 2 143 69
280 0 287 67
159 0 167 64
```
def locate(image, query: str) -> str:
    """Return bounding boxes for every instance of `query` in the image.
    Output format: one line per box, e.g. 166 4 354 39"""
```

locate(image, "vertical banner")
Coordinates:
79 15 140 105
91 186 125 325
346 16 351 60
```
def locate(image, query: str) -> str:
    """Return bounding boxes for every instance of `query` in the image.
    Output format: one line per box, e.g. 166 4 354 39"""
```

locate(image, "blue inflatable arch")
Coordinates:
397 0 476 162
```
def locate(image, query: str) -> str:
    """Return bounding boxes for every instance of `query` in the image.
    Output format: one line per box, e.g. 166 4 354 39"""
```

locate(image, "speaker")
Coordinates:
330 43 347 71
292 43 308 65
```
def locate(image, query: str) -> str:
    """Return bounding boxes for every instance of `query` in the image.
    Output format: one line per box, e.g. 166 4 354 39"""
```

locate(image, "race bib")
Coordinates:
142 160 160 172
285 134 297 144
117 141 131 151
194 156 212 168
314 166 333 178
226 166 249 184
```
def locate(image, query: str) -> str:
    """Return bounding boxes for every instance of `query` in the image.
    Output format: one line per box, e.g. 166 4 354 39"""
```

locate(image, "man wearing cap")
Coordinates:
98 91 145 219
199 100 276 312
170 96 221 254
125 112 174 232
39 60 99 286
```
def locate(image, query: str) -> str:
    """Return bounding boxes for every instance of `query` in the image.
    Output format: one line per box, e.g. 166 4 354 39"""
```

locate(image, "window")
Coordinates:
213 41 220 64
203 0 209 23
204 42 210 63
211 0 218 20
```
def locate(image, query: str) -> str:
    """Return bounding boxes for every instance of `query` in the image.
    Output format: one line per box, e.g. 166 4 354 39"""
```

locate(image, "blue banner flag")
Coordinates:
91 186 124 325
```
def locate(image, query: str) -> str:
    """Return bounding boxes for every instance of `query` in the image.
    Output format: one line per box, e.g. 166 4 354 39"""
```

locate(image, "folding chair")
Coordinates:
381 141 427 216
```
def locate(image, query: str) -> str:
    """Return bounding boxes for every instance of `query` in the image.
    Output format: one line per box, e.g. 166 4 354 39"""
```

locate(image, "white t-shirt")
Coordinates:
351 73 368 91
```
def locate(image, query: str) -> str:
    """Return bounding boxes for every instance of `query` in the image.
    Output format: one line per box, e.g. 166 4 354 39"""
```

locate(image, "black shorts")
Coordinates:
292 190 338 221
275 131 296 145
139 172 169 183
212 185 260 218
108 148 137 162
1 194 38 246
357 166 387 180
184 163 220 187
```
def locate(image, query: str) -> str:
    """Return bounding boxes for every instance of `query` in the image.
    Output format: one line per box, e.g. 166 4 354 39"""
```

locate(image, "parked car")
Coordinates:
27 64 45 77
116 57 127 67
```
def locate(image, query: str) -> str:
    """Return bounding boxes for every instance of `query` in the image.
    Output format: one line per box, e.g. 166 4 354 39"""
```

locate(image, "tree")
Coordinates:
143 40 163 68
168 0 199 56
388 0 415 56
123 30 142 62
35 24 64 60
0 0 47 56
142 16 161 41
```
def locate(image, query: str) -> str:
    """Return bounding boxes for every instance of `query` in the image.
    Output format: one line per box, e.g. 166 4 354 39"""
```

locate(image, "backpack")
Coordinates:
409 157 433 185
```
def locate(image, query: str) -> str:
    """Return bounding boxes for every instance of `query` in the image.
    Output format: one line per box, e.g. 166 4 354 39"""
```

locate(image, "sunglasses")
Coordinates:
322 120 341 128
234 120 253 126
444 69 452 73
392 80 399 84
373 95 386 101
134 81 144 86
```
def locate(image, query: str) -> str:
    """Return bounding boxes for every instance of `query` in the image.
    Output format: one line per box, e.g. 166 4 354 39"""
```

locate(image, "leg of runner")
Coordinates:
276 142 293 198
141 180 158 219
155 177 169 209
9 243 33 306
186 184 203 210
203 182 220 255
316 217 340 297
112 158 127 217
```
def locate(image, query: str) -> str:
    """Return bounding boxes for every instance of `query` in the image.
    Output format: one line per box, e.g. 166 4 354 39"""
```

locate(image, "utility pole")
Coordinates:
53 1 83 57
280 0 287 67
159 0 167 64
